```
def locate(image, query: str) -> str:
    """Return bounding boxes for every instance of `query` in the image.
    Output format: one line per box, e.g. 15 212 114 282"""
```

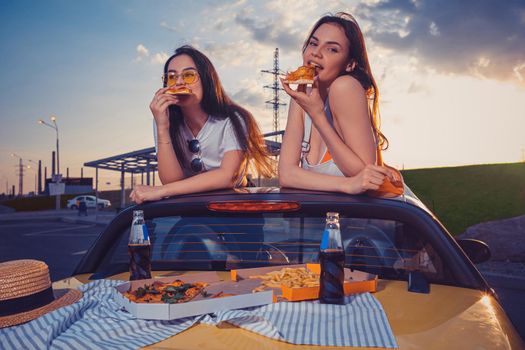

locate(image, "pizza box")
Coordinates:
113 271 274 320
231 263 377 302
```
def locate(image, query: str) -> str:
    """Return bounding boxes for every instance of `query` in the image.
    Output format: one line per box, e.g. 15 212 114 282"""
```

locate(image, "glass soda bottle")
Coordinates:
128 210 151 280
319 212 345 304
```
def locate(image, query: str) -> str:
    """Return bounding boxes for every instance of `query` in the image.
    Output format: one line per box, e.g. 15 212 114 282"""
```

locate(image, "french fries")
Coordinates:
250 267 319 292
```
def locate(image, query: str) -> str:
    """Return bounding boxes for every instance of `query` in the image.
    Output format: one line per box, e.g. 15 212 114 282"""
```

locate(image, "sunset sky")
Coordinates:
1 0 524 193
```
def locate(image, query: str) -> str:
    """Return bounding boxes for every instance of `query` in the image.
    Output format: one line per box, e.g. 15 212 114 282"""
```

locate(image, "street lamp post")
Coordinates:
26 165 37 194
27 159 41 195
38 116 60 175
38 116 62 209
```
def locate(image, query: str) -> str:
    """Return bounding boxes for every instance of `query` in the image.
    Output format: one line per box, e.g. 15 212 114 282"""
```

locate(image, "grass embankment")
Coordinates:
402 162 525 236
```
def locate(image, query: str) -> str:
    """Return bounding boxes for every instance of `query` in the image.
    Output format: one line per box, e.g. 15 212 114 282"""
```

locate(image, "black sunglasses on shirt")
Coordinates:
187 139 204 172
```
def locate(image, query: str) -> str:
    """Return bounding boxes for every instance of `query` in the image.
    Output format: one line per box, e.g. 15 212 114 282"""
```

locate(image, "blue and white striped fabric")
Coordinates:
0 280 199 350
201 293 398 348
0 281 397 349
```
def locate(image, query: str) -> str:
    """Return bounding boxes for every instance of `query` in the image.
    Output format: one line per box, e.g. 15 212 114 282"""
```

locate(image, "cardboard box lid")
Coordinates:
231 264 378 302
114 272 274 321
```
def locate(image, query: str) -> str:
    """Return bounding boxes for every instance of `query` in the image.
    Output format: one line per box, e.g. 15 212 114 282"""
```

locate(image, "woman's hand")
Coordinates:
342 164 395 194
280 77 325 122
130 185 167 204
149 88 179 129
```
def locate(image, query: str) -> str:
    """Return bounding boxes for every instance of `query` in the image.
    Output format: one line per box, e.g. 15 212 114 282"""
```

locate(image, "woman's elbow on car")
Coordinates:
278 163 293 188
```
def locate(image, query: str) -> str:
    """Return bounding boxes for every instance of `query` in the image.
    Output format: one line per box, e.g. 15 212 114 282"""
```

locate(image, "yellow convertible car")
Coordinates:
6 188 525 349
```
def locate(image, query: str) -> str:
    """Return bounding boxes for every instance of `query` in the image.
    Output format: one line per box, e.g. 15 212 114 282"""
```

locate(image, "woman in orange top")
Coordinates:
279 12 398 195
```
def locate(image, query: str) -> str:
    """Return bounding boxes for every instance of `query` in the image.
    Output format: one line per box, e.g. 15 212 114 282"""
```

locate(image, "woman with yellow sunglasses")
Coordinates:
130 45 273 204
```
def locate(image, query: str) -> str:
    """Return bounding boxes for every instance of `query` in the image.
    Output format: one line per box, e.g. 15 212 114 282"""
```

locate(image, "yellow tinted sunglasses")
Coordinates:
162 69 199 87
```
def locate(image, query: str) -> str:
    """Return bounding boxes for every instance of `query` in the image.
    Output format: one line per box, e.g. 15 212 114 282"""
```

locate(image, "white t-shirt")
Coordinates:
153 115 244 178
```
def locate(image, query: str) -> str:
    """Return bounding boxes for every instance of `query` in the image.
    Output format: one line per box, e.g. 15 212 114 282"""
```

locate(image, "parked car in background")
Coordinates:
60 187 524 349
67 195 111 210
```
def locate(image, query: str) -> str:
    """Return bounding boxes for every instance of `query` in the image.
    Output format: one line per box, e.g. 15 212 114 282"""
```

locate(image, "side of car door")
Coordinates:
85 196 96 208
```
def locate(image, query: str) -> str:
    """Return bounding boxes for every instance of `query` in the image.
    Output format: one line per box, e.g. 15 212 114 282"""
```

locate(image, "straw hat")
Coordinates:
0 259 83 328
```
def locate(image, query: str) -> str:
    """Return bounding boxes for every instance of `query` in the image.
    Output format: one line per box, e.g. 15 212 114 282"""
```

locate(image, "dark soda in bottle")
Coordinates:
319 212 345 304
128 210 151 280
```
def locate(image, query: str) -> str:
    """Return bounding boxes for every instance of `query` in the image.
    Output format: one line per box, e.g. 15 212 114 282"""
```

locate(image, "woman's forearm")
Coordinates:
279 162 348 193
159 167 236 197
156 126 184 184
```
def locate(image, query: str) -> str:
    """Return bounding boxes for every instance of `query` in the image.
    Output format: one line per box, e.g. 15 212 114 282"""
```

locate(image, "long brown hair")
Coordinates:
303 12 388 150
163 45 274 180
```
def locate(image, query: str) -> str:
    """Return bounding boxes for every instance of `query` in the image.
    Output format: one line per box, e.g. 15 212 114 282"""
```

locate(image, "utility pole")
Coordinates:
38 160 42 194
11 154 24 196
18 158 23 196
261 48 286 142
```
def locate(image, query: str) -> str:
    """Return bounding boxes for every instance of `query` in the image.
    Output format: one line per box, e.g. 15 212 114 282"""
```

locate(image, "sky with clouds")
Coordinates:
1 0 524 193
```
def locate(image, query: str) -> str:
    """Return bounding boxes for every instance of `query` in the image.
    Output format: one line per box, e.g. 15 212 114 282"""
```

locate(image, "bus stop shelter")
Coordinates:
84 132 283 209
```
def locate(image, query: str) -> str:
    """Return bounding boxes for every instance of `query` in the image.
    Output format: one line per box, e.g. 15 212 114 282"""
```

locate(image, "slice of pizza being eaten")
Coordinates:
166 87 192 95
283 65 315 85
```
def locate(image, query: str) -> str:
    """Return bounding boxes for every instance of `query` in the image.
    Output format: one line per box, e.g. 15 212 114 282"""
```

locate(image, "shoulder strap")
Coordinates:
302 99 333 162
301 113 312 157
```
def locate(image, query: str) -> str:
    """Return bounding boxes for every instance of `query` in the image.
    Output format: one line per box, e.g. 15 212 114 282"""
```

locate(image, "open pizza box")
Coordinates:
113 271 274 321
231 263 377 302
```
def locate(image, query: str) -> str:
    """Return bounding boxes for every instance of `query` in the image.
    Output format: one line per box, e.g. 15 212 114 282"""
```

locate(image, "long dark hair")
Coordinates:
303 12 388 150
163 45 274 179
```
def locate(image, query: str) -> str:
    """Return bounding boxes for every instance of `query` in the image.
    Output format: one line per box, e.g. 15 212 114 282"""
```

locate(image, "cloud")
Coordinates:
200 40 268 68
231 79 267 106
189 1 356 66
359 0 525 83
134 44 149 62
215 0 247 12
133 43 168 65
429 22 440 37
230 78 285 132
407 81 430 94
151 52 169 65
232 4 308 51
514 62 525 81
136 44 149 56
159 18 192 33
160 21 177 32
216 0 361 61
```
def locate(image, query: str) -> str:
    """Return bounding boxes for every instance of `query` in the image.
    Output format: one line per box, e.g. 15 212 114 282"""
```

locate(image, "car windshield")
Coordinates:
95 212 455 286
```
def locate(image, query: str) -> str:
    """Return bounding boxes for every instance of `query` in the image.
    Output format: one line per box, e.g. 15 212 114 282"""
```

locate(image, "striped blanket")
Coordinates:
0 279 397 349
202 294 398 347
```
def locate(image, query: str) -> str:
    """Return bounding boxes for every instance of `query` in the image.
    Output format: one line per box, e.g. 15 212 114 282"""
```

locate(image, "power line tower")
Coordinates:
261 48 286 141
